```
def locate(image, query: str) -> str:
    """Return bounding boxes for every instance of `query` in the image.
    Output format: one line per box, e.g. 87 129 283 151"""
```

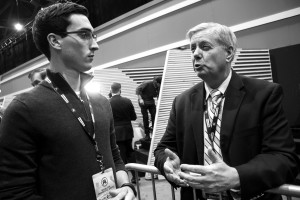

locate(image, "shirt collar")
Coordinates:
112 93 120 97
46 69 93 94
204 69 232 100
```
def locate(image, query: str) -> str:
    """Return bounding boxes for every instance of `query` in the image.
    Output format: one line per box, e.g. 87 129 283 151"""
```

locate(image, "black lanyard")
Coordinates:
204 95 224 152
45 77 105 172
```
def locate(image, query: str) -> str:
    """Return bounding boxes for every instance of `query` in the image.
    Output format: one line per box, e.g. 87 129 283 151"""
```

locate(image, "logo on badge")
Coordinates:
101 177 108 187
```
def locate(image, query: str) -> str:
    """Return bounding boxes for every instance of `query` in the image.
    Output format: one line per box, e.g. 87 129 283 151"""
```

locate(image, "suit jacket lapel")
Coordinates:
221 71 245 162
191 82 205 165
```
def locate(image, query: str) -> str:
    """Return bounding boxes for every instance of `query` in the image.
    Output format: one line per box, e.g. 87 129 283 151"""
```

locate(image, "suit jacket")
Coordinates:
154 70 299 200
0 70 125 200
109 95 137 142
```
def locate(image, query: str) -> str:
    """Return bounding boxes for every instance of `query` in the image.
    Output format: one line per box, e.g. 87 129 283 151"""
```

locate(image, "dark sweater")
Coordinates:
0 70 125 200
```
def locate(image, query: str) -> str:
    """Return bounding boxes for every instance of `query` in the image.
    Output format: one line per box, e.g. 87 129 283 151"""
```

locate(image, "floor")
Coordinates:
135 178 180 200
133 176 300 200
134 176 180 200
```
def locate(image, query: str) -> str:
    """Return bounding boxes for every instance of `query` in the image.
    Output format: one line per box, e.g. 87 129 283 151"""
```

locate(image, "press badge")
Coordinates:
92 168 116 200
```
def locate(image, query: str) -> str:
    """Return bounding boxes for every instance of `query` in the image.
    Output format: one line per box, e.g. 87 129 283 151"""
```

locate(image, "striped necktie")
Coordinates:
204 89 223 165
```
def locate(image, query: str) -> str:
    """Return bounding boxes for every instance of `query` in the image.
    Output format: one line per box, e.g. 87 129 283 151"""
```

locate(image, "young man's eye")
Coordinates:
81 32 89 38
77 31 91 39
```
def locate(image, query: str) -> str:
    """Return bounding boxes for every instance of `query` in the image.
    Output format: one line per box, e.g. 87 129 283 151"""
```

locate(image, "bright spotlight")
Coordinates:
14 23 23 31
85 82 101 94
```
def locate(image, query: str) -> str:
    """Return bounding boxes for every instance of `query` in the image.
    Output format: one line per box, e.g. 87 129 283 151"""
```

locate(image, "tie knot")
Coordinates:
210 89 222 104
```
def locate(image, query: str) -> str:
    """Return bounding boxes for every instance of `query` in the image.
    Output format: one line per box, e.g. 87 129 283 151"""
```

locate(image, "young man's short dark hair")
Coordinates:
32 2 88 59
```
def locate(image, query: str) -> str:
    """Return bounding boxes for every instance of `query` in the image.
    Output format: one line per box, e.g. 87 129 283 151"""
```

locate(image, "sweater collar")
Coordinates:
45 69 93 94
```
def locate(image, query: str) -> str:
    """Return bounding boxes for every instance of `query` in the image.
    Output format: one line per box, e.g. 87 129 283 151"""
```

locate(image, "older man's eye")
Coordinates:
201 45 211 51
191 45 196 52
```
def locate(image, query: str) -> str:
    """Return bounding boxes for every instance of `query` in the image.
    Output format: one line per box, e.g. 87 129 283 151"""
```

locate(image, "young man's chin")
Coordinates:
82 64 93 72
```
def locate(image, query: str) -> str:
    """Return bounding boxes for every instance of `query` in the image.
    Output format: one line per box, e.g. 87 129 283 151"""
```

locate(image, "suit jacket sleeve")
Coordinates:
154 97 179 178
0 100 43 200
129 100 137 121
235 84 299 199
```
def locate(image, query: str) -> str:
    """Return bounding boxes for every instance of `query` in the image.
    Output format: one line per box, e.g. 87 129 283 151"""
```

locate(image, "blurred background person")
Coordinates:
28 68 46 87
109 82 139 184
136 76 161 141
0 107 5 124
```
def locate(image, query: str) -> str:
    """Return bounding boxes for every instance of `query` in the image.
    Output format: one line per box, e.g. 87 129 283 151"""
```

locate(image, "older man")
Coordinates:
154 22 299 200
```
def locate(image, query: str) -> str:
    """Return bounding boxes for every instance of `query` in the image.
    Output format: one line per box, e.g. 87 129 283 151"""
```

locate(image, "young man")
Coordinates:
154 22 299 200
0 2 136 199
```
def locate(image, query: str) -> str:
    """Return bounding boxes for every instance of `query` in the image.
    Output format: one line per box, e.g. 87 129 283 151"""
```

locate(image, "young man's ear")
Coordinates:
47 33 62 49
226 46 235 63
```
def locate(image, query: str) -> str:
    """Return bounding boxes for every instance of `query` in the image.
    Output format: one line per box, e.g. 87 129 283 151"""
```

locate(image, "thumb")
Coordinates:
109 188 120 197
207 148 222 163
164 148 178 160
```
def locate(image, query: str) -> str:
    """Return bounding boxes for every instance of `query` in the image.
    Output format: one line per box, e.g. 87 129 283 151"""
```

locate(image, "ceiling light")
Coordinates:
14 23 24 31
85 81 101 93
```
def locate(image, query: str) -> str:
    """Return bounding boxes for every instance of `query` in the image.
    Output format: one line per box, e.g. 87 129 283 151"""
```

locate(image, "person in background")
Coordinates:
28 68 46 87
154 22 299 200
136 76 161 141
0 2 136 200
109 82 139 184
0 107 5 124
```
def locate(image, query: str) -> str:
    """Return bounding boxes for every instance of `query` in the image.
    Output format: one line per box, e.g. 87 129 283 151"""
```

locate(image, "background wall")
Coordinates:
270 44 300 129
1 0 300 99
93 0 300 65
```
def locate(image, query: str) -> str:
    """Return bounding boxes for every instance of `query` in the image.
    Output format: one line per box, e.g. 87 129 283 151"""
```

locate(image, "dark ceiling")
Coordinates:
0 0 55 43
0 0 153 75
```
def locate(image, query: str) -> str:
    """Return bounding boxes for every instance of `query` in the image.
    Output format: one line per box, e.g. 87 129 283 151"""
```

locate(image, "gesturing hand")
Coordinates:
138 99 144 105
109 186 136 200
163 148 188 187
178 148 240 193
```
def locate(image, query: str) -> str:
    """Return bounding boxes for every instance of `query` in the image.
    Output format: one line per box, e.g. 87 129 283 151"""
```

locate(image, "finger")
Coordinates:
186 181 204 189
178 171 203 183
166 173 178 183
168 174 188 186
177 181 189 187
207 148 222 163
180 164 208 174
164 148 178 160
109 188 127 199
164 163 174 174
109 188 121 197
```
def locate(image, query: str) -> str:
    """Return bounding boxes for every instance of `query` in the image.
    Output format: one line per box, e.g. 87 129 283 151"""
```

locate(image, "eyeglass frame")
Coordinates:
56 30 97 41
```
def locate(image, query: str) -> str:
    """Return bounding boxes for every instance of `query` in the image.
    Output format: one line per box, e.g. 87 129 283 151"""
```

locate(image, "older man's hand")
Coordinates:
164 148 188 187
179 148 240 193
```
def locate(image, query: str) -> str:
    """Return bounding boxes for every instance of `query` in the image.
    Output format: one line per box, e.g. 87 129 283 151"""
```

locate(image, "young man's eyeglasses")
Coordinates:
57 30 97 41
